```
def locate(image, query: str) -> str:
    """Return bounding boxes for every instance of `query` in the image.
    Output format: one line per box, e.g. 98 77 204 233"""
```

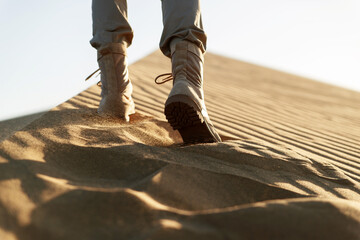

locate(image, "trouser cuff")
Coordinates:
97 43 127 60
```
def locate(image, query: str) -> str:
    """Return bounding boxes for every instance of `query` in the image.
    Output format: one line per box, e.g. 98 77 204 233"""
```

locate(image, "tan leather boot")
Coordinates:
97 43 135 121
164 40 221 143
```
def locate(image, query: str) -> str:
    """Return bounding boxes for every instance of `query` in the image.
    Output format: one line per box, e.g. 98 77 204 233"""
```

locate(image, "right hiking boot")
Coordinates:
163 40 221 144
97 43 135 122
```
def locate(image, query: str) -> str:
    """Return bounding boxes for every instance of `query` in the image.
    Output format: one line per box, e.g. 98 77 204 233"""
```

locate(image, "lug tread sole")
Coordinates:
165 101 219 144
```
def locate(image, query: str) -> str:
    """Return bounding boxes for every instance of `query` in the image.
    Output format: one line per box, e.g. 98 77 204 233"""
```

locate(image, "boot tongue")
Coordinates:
171 41 204 88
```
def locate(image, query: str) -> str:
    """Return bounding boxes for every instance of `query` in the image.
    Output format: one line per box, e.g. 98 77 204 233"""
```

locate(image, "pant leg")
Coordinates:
90 0 133 50
160 0 207 58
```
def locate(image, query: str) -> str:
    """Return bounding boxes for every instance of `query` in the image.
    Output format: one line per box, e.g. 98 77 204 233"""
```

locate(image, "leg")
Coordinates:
160 0 206 57
90 0 135 121
160 0 221 143
90 0 133 49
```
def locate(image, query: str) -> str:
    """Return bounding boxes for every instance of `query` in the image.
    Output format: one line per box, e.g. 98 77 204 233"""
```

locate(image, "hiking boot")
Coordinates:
163 40 221 143
97 43 135 121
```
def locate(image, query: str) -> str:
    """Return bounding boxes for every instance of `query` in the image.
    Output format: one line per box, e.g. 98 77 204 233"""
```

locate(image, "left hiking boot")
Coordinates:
163 40 221 144
96 43 135 122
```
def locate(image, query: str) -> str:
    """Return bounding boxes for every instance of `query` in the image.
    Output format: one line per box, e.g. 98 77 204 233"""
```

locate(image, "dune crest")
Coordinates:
0 51 359 239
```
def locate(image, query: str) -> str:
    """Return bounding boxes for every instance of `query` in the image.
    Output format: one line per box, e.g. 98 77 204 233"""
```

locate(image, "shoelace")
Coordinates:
85 68 102 87
86 69 173 87
154 73 173 84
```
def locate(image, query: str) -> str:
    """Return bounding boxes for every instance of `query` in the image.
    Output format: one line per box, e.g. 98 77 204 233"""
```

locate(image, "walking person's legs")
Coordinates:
160 0 221 143
90 0 135 121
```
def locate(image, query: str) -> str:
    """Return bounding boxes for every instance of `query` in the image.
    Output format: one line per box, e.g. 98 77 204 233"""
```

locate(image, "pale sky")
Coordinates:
0 0 359 121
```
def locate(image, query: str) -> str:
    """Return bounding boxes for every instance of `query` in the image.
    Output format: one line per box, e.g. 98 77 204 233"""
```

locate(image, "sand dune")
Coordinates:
0 112 45 143
0 51 359 239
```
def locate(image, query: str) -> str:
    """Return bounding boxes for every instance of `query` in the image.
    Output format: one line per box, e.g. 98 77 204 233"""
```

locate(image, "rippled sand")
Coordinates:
0 51 359 239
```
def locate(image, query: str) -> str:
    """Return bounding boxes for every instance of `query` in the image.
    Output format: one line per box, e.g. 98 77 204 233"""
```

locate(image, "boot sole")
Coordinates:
165 95 222 144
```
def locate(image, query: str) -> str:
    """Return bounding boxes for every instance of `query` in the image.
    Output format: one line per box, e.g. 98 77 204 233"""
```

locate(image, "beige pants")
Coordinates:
90 0 206 57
